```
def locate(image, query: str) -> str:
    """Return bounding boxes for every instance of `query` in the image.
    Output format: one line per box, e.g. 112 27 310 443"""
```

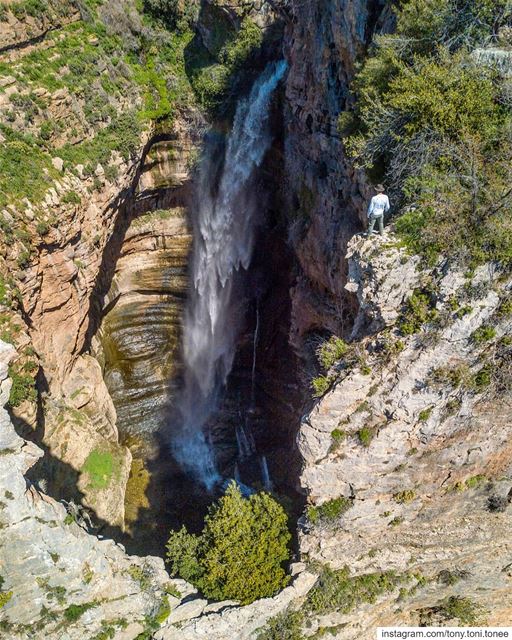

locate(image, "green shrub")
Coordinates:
471 364 492 391
8 363 37 407
471 325 496 344
257 609 304 640
418 407 432 422
63 601 97 622
0 130 58 209
399 289 438 335
358 426 376 448
166 482 291 605
429 363 472 389
311 375 332 398
306 566 403 616
186 16 263 114
329 428 346 452
62 190 81 205
142 0 199 31
464 474 487 489
127 565 153 591
154 596 171 624
317 336 348 370
0 591 12 609
306 497 352 526
393 490 416 504
439 596 482 625
36 220 50 236
163 583 181 599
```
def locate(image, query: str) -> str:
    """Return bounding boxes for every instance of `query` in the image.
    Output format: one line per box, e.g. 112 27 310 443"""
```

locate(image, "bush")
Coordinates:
418 407 432 422
166 482 291 605
61 190 81 205
306 497 352 526
358 426 376 448
186 16 263 114
439 596 482 625
329 428 346 452
63 602 97 622
257 609 304 640
143 0 199 31
8 363 37 407
399 289 438 335
393 490 416 504
0 591 12 609
311 375 332 398
316 336 349 370
471 325 496 344
306 566 403 616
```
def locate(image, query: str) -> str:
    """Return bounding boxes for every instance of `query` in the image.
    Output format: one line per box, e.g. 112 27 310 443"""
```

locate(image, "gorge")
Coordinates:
1 0 512 638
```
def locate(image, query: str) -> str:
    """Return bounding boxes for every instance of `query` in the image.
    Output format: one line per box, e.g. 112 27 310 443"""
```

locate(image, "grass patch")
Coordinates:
316 336 349 370
311 375 333 398
81 448 121 491
438 596 483 625
0 591 12 609
8 361 37 407
418 406 433 422
329 428 346 452
357 426 376 448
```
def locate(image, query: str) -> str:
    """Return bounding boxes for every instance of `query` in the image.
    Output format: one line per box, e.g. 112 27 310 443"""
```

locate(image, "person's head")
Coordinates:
375 184 385 194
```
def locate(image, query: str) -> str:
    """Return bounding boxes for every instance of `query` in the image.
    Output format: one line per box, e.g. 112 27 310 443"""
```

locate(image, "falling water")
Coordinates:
172 60 288 489
260 455 272 492
251 301 260 409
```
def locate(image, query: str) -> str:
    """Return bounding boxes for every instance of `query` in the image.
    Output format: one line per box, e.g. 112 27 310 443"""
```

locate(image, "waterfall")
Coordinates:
260 455 272 492
251 301 260 409
171 60 288 489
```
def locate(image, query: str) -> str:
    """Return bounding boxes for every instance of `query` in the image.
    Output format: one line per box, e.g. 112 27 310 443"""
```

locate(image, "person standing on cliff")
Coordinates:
366 184 390 237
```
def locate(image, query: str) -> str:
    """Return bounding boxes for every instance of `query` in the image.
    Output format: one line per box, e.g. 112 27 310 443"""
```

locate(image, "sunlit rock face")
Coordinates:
97 210 191 440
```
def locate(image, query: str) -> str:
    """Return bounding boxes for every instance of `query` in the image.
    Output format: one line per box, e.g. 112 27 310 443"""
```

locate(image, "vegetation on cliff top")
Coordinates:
166 482 291 605
347 0 512 268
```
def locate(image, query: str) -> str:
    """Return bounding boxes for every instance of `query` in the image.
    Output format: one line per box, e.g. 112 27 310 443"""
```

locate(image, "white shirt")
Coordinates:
368 193 390 218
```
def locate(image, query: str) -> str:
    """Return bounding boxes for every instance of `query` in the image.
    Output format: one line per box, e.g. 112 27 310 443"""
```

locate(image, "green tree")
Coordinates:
166 482 291 604
346 0 512 267
142 0 199 30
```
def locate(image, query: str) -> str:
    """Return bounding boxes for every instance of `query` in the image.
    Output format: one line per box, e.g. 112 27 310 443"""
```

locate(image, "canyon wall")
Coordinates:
1 0 512 638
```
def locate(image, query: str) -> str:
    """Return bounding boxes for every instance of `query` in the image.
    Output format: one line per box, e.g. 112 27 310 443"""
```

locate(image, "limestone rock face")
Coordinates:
296 234 512 633
345 237 422 337
0 340 175 639
97 210 192 439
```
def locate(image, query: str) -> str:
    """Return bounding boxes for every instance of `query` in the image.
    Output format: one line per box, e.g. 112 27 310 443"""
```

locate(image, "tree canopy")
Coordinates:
166 482 291 605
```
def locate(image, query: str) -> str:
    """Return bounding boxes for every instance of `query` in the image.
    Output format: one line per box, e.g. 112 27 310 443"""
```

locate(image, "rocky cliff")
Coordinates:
295 233 512 632
1 0 511 638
